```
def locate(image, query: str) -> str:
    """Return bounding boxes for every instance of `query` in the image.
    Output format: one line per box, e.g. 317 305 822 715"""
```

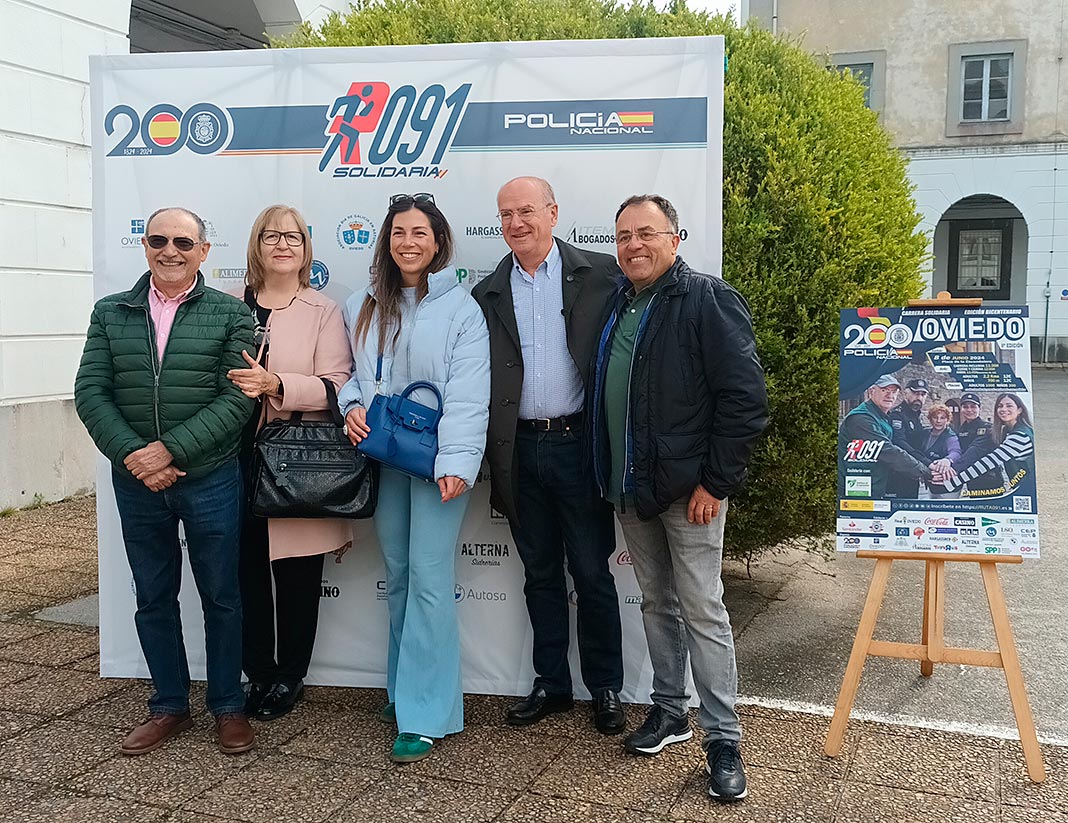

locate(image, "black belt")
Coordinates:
517 412 583 432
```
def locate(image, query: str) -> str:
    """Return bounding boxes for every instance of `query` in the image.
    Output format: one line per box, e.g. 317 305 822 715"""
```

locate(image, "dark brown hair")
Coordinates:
352 200 454 353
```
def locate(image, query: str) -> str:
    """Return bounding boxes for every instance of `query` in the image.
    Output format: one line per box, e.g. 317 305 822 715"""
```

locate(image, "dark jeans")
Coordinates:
510 426 623 695
111 459 245 717
239 511 325 685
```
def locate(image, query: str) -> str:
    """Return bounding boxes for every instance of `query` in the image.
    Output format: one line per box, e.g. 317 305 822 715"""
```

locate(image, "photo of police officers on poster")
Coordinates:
837 306 1040 558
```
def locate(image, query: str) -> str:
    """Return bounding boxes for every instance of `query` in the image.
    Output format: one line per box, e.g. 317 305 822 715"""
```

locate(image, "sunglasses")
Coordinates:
388 192 435 210
146 234 199 252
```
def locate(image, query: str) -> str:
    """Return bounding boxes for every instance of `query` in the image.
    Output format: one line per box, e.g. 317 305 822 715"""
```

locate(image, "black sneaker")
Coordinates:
706 739 747 801
623 705 692 755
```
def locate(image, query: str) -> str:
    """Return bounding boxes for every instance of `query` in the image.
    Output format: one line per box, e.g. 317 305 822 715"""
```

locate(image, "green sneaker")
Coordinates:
391 732 434 763
378 702 396 724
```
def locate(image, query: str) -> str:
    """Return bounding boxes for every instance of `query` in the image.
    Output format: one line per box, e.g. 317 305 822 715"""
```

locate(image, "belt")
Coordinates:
517 412 583 432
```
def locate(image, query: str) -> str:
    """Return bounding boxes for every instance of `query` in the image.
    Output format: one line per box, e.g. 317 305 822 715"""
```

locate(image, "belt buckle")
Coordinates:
534 418 552 432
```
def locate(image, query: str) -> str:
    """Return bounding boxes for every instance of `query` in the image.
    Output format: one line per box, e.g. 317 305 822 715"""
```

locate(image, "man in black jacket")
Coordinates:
886 378 930 498
590 194 768 803
472 176 625 735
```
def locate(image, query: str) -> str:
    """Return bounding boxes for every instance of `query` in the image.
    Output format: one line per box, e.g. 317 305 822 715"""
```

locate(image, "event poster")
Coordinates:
89 38 723 697
837 306 1040 558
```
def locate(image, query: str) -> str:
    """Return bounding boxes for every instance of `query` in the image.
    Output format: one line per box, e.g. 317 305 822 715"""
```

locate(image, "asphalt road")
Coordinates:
728 367 1068 743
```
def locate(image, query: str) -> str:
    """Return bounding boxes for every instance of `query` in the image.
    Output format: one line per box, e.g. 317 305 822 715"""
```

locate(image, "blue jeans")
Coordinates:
374 468 469 738
112 459 245 717
510 427 622 695
615 498 740 746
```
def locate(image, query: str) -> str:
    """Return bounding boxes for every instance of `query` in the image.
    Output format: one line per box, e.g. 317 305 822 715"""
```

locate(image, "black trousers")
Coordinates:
510 426 623 695
238 511 325 685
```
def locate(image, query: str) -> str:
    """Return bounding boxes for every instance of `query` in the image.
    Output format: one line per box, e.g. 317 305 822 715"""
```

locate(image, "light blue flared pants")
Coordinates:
374 467 468 738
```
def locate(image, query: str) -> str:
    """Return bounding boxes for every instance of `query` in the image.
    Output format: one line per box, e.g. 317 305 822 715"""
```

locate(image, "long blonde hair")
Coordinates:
245 205 313 292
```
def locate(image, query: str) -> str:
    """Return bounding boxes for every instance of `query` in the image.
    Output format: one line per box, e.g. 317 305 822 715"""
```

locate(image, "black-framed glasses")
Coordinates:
146 234 199 251
259 230 305 247
388 192 435 210
614 229 677 245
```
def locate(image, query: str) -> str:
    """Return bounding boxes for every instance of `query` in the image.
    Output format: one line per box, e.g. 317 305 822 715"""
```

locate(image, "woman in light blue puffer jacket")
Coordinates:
338 193 489 764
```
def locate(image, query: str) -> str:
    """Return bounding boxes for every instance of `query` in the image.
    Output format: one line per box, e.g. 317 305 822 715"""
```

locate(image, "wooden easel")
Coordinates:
824 292 1045 783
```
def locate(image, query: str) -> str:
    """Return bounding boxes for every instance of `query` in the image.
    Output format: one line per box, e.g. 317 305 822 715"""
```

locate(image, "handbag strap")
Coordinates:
399 380 444 414
374 354 384 394
320 377 346 427
287 378 344 426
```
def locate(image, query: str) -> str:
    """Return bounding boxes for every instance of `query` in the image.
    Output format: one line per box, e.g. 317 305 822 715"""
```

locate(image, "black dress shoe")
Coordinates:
592 689 626 734
506 686 574 726
243 681 270 716
256 680 304 721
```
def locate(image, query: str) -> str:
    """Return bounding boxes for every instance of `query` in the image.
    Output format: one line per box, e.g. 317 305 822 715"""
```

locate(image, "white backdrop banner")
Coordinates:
89 37 724 702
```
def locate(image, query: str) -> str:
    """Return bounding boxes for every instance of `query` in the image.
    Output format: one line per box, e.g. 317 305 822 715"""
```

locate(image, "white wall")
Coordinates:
0 0 131 506
907 144 1068 358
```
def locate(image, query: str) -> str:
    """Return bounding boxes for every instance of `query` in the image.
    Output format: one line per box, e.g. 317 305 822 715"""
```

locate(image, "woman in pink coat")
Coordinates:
226 204 352 720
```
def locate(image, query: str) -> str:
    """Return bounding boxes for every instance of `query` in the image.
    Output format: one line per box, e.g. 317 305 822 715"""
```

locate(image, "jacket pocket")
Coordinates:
653 432 710 506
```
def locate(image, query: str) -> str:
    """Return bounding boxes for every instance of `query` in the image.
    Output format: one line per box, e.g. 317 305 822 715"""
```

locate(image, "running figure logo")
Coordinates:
320 82 390 171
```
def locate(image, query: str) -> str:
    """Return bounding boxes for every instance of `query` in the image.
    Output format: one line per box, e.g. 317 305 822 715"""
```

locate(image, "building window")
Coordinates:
948 219 1013 301
838 62 874 108
961 55 1011 121
830 51 886 113
946 41 1026 137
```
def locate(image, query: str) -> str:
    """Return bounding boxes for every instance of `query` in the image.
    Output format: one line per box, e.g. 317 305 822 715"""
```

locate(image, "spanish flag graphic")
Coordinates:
147 113 181 147
615 111 654 127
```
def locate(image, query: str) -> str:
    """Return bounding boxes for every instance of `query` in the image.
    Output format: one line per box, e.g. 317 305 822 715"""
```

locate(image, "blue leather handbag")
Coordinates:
358 355 442 482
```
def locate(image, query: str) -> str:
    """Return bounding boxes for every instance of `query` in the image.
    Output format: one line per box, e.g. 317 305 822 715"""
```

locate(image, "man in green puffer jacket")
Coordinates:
75 207 256 757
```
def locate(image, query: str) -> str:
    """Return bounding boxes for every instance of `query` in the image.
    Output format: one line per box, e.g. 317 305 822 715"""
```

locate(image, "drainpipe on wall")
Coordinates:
1043 271 1051 363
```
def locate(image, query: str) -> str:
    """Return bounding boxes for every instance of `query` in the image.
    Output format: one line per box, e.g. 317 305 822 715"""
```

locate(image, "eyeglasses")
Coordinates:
614 229 677 245
388 192 435 210
146 234 199 251
260 230 305 247
496 204 552 224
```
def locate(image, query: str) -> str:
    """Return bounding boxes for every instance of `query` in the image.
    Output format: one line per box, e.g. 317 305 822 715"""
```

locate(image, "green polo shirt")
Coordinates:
604 278 666 506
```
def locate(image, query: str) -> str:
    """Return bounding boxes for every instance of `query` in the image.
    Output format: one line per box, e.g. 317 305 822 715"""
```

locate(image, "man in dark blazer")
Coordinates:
472 176 625 734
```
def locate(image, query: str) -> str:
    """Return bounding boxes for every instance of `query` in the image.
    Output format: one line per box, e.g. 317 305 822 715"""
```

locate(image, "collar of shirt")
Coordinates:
511 239 562 284
148 277 196 307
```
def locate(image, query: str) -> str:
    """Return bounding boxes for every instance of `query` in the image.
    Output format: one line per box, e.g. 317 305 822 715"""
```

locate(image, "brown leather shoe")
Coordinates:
216 713 255 754
120 713 193 756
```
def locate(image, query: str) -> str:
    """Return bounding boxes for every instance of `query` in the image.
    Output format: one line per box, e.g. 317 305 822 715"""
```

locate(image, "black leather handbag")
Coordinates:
249 378 377 519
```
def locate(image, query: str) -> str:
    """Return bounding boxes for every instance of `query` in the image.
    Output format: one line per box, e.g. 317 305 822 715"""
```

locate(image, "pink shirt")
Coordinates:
148 278 196 362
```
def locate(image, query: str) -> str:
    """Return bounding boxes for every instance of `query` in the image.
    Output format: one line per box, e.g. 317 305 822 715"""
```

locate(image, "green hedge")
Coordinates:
277 1 928 559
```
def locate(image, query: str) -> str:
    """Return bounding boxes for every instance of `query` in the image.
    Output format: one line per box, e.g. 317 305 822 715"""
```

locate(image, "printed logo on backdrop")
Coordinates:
450 97 707 151
455 584 506 603
376 580 387 601
310 260 330 290
120 218 145 250
202 219 228 249
336 214 376 251
104 102 231 156
103 89 708 173
456 268 495 288
465 225 503 240
460 542 510 567
615 550 632 565
320 578 342 600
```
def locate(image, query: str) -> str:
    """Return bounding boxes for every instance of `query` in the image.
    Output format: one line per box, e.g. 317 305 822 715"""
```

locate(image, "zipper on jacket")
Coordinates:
136 290 202 442
139 306 164 440
591 295 623 498
621 292 661 510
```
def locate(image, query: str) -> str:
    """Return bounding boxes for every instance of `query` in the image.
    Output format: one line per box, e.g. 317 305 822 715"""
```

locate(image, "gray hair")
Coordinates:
498 176 556 205
146 207 207 242
615 194 679 233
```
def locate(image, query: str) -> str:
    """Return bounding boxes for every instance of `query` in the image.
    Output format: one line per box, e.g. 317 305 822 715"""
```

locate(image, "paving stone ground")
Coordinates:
0 497 1064 822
